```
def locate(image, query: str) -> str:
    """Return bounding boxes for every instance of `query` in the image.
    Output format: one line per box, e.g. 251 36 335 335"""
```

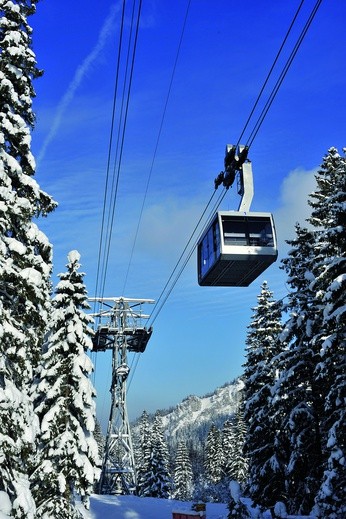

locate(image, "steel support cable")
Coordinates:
90 1 126 385
236 0 305 148
147 189 218 324
143 2 317 329
127 352 140 391
246 0 323 149
128 1 323 389
147 187 227 327
98 0 140 299
149 188 227 326
93 0 126 327
100 0 141 300
98 0 143 301
127 187 227 394
122 0 192 296
92 0 142 392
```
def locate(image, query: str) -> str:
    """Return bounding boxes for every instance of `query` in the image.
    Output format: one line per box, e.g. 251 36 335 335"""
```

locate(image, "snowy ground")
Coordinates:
77 494 316 519
78 495 229 519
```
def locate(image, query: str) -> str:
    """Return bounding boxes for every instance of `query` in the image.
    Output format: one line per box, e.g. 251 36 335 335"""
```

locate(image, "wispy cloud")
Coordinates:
275 166 317 247
36 4 119 168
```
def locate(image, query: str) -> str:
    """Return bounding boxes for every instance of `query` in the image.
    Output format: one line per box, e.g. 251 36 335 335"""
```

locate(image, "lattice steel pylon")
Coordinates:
89 297 154 495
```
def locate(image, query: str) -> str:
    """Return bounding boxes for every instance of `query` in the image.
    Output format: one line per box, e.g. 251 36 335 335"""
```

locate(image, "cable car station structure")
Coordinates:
198 145 278 286
90 297 154 495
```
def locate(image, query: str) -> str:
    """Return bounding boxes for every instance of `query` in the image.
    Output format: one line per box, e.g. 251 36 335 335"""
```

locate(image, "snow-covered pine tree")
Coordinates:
138 438 157 498
149 413 171 498
222 404 248 485
136 410 152 496
205 424 223 485
307 147 346 519
275 223 324 515
0 1 56 516
222 420 234 479
173 441 193 501
32 251 100 518
234 405 248 485
136 413 171 498
94 419 105 467
243 281 284 511
227 480 250 519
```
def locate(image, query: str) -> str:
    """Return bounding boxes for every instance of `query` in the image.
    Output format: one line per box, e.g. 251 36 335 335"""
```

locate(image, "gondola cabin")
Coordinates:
198 211 278 287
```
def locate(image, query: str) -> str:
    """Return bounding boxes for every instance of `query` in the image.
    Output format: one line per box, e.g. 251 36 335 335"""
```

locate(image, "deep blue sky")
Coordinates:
30 0 345 423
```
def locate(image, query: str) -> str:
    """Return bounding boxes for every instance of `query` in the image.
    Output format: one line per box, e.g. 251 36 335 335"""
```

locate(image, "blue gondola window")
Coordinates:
222 215 274 247
199 218 220 277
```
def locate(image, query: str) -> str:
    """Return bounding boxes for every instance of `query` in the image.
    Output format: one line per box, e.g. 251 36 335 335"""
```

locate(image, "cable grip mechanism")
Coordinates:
214 144 249 190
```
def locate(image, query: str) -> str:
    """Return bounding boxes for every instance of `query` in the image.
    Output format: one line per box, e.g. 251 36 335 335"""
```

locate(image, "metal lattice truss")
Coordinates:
89 297 154 494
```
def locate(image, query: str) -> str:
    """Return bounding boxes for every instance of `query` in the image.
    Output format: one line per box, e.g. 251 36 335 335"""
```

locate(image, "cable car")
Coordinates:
197 210 278 286
197 144 278 287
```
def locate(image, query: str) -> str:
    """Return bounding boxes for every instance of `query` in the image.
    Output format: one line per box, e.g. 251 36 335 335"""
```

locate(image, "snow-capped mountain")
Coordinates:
132 377 244 448
160 378 244 439
131 377 244 480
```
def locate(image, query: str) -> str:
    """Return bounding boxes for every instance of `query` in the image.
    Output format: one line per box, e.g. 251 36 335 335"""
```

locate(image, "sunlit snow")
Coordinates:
68 249 81 264
76 494 316 519
78 495 229 519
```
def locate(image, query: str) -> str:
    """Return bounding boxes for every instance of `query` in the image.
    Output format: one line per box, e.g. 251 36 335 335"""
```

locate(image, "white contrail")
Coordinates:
36 3 119 168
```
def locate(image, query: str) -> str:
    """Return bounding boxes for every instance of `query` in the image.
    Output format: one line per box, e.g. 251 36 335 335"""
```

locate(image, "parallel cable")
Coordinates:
121 0 192 295
92 0 322 391
236 0 305 147
148 187 227 327
144 0 323 330
246 0 322 148
90 0 143 391
90 1 126 384
100 0 143 298
93 0 126 324
96 0 143 304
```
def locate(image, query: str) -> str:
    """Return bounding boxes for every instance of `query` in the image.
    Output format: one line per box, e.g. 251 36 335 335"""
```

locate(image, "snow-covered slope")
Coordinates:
160 378 244 438
132 377 244 447
78 494 312 519
78 494 230 519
